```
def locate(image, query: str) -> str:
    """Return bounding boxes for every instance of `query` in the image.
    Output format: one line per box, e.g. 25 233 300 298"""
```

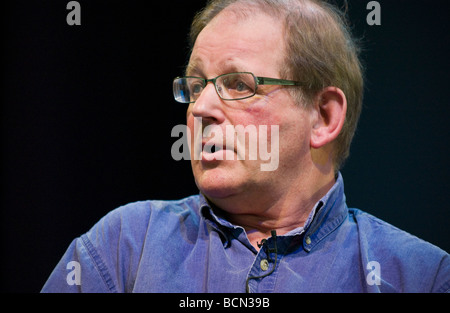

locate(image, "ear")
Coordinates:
310 87 347 149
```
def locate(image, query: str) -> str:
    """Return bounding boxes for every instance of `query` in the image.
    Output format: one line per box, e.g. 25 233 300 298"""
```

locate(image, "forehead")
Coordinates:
187 7 285 77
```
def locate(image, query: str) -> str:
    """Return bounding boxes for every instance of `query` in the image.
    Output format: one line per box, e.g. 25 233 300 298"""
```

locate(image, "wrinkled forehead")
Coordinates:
195 2 285 45
187 5 286 77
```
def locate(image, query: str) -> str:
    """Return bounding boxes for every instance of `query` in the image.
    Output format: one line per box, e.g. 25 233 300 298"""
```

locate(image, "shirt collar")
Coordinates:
302 172 347 252
199 172 347 250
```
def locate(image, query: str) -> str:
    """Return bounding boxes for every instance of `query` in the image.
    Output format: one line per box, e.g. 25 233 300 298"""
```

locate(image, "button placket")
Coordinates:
246 233 283 293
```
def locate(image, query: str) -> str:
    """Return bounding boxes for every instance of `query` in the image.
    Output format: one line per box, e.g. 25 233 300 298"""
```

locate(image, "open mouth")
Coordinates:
203 143 223 154
200 142 234 162
211 144 222 154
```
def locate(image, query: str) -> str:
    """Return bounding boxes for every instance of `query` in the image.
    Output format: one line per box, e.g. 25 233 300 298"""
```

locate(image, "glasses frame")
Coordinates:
173 72 302 103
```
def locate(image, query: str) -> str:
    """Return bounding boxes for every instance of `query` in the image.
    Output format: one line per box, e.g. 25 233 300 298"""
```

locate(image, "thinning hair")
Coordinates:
189 0 364 170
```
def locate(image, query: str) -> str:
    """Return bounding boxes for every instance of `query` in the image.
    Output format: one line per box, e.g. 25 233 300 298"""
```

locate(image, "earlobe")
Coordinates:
310 87 347 149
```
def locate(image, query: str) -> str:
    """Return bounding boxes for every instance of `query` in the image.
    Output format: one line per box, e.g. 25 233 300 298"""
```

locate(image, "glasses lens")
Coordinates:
173 78 190 103
173 77 205 103
217 72 257 100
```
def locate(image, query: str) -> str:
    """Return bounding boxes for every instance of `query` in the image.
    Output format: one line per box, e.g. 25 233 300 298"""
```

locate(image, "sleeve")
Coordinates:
41 200 153 293
40 234 118 293
432 253 450 293
352 209 450 293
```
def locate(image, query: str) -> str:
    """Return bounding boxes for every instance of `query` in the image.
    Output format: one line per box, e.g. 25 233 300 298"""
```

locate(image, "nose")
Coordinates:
190 82 225 123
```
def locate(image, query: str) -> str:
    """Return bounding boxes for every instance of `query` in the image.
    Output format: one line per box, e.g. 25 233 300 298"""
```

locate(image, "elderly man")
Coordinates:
42 0 449 293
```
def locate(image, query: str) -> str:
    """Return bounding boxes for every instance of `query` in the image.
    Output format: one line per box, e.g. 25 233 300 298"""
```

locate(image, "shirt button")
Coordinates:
260 259 269 271
305 236 312 245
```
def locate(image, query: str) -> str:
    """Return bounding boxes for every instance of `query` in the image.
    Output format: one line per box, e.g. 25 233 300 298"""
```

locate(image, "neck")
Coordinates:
209 168 337 250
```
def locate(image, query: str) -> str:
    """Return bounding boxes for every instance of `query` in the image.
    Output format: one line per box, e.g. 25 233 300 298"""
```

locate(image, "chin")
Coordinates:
193 167 243 200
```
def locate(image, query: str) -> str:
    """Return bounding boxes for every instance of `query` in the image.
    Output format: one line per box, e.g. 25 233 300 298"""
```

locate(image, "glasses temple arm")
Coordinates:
256 77 302 86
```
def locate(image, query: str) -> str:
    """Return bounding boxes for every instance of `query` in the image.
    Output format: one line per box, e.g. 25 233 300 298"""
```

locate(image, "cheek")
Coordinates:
234 103 282 127
267 105 312 155
280 113 313 161
186 105 194 127
230 101 306 150
186 114 194 134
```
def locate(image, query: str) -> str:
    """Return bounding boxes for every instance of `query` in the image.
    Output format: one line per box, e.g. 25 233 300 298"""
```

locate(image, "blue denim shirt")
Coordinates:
41 173 450 293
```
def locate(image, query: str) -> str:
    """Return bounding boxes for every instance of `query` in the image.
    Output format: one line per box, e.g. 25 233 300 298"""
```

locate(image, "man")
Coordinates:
42 0 449 292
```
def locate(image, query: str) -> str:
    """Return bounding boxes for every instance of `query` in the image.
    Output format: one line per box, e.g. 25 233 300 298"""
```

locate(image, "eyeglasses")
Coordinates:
173 72 301 104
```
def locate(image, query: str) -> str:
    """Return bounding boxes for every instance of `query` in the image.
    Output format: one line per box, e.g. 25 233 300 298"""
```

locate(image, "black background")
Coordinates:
2 0 449 292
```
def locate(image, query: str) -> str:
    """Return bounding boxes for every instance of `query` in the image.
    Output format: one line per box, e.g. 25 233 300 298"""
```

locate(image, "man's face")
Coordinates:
186 8 314 212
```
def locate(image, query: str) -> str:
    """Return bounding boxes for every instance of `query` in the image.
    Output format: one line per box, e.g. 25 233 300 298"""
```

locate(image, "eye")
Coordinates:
190 81 204 95
223 77 252 93
236 81 249 92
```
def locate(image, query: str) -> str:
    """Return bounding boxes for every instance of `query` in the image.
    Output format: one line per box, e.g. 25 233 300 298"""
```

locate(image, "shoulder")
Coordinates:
348 208 450 292
88 195 203 242
105 195 203 224
80 195 203 292
42 195 204 293
86 195 204 263
348 208 446 255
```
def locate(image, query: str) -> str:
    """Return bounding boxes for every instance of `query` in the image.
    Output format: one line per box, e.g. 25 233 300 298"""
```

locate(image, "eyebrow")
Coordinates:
186 59 248 78
185 58 204 76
